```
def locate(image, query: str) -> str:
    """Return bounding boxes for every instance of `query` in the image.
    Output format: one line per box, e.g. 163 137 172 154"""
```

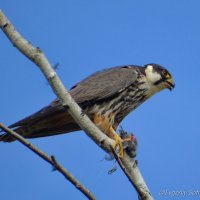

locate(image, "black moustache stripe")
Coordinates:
154 78 164 85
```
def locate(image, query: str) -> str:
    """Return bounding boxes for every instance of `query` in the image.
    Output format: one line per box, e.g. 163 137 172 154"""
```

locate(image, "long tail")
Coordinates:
0 110 81 142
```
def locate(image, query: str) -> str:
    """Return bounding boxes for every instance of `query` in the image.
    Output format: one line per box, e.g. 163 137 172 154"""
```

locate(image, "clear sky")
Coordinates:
0 1 200 200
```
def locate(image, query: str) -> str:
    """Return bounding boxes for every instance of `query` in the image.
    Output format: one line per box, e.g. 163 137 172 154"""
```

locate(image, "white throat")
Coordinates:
145 65 161 84
144 65 163 95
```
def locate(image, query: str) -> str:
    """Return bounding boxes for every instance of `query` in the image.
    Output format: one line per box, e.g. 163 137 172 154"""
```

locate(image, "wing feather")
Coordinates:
70 66 139 103
7 66 140 129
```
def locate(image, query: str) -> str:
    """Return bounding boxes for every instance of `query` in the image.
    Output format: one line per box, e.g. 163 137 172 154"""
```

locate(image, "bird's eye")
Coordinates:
162 70 168 77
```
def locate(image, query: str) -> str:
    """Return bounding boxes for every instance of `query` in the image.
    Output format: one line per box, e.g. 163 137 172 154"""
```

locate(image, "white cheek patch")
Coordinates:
145 65 161 84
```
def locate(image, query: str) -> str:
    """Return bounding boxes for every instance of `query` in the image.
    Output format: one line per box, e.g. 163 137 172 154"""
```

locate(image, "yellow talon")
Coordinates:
113 134 124 158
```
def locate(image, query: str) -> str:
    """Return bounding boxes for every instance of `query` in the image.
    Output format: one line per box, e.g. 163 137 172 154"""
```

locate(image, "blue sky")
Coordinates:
0 1 200 199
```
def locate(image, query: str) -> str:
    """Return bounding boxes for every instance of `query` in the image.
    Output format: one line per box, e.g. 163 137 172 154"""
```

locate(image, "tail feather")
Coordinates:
0 111 81 143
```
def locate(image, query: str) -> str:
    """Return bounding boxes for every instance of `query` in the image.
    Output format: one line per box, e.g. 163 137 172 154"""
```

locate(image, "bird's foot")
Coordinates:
113 133 136 158
113 134 124 158
119 127 138 158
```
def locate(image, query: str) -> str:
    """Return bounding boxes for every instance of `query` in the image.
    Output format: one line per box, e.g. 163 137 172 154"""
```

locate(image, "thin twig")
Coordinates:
0 10 154 200
0 123 96 200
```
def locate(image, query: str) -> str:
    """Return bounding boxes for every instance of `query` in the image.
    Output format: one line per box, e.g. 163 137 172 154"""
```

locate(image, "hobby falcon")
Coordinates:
0 64 175 157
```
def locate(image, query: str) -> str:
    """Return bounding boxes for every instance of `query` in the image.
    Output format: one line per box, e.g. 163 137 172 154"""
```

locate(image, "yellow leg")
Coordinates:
113 133 124 158
109 127 124 158
110 127 134 158
93 114 128 158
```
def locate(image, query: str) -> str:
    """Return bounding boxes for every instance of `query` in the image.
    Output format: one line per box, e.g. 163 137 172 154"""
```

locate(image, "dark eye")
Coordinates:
162 70 168 76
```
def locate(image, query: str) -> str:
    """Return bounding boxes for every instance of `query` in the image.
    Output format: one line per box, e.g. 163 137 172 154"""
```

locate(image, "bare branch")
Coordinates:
0 10 154 200
110 145 152 200
0 123 96 200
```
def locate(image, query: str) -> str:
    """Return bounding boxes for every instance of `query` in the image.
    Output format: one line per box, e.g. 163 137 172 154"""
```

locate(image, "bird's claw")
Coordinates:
113 133 136 158
113 134 124 158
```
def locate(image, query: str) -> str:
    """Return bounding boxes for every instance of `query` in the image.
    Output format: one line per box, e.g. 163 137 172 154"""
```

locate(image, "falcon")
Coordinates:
0 64 175 157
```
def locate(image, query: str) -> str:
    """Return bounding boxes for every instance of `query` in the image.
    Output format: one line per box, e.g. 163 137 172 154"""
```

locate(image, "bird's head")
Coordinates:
144 63 175 91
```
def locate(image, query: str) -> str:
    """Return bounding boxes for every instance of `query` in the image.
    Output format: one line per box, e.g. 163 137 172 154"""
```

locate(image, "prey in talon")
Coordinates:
106 127 138 161
106 128 138 174
119 127 138 159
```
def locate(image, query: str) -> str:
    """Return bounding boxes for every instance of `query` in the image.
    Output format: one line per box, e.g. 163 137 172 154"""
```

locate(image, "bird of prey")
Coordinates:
0 63 175 157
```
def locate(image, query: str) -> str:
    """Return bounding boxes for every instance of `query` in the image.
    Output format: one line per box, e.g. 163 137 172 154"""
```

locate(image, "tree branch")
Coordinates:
0 10 154 200
110 145 151 200
0 123 96 200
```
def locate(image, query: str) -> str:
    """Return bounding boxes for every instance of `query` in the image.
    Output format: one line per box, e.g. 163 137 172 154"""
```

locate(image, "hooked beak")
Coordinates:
166 78 175 91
